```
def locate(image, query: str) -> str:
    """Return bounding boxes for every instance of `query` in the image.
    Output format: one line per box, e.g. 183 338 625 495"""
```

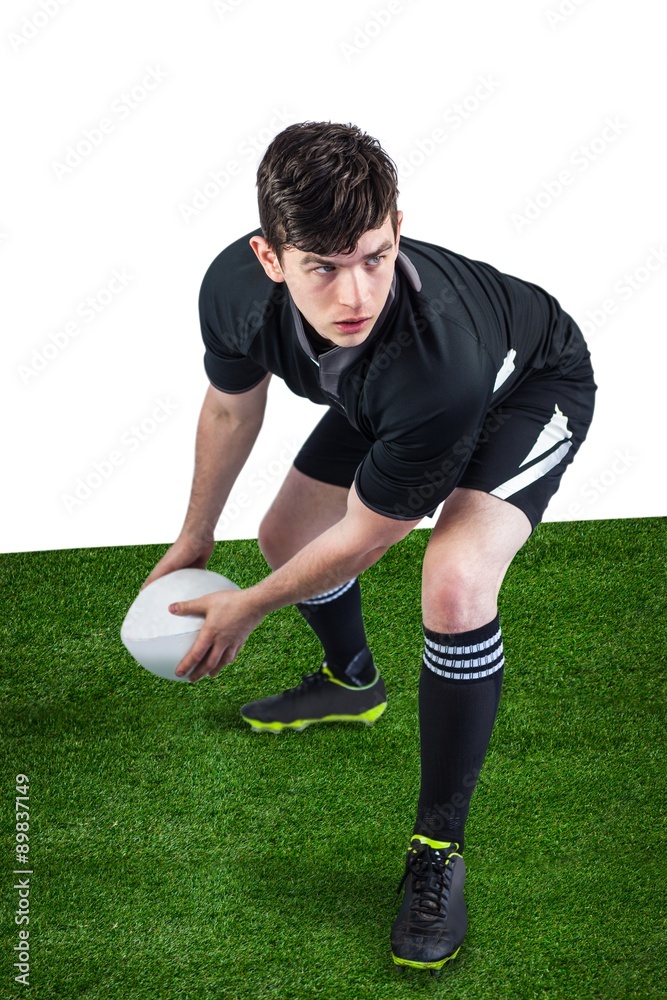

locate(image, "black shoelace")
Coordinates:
290 668 328 692
397 844 455 922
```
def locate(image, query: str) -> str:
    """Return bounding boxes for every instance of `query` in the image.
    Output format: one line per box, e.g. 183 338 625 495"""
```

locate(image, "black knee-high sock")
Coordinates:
414 615 504 850
296 578 376 686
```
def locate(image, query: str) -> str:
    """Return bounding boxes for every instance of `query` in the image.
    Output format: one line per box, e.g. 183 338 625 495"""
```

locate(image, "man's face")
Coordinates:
250 211 402 349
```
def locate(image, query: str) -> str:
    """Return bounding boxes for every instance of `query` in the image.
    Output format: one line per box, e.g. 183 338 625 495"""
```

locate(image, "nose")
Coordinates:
338 267 371 311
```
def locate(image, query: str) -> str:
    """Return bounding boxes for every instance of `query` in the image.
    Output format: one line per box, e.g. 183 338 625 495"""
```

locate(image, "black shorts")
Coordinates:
293 355 597 531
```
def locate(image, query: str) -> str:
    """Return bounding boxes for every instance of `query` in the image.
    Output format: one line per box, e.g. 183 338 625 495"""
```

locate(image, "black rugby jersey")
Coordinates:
199 229 589 520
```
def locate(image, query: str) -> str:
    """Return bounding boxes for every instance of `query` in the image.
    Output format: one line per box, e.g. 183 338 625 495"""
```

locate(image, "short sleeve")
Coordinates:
202 333 268 394
354 443 456 520
198 244 269 394
354 389 492 520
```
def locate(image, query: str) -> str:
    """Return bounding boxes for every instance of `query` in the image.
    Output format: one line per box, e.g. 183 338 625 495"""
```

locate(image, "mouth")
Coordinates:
333 316 372 335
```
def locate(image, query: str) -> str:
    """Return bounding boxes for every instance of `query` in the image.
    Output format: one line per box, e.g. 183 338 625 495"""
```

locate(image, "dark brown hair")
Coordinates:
256 121 399 260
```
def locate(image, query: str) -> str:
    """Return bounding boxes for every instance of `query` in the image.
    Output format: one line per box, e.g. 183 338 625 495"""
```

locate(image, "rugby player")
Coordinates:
144 121 596 972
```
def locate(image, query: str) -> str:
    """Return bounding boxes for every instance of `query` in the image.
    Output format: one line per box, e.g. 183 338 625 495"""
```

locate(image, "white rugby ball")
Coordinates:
121 568 240 681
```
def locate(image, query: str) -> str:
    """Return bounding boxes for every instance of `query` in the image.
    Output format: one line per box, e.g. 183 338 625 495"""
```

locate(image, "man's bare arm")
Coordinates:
143 374 271 586
245 484 414 615
170 484 418 679
182 376 272 541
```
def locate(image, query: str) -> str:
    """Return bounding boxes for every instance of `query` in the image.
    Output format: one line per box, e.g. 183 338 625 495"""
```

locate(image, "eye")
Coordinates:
314 264 335 274
366 255 385 267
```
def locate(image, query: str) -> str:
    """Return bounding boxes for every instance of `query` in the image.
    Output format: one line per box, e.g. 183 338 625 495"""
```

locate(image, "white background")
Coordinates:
2 0 665 554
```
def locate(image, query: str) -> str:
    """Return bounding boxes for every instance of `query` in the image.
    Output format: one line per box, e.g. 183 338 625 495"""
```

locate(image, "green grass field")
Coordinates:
1 517 665 999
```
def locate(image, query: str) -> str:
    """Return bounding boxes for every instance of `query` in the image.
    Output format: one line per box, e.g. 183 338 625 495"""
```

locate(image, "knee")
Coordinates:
257 506 305 569
422 560 497 634
257 509 283 569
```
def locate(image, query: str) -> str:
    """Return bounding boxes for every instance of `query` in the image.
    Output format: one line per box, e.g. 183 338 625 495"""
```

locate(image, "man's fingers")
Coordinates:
168 591 250 680
175 628 229 680
141 562 177 591
140 568 161 591
207 645 238 679
175 632 211 677
183 642 230 682
169 597 208 617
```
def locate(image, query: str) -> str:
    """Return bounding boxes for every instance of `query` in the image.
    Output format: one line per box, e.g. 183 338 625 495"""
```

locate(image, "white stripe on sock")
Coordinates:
300 578 356 606
423 653 505 681
423 626 504 680
424 628 502 657
424 647 503 671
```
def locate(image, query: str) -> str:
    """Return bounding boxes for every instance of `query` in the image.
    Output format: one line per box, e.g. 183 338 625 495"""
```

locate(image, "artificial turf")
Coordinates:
1 517 665 999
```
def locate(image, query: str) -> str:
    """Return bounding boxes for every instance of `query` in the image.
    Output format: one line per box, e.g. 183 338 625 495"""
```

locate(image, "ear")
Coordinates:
395 209 403 245
249 235 285 283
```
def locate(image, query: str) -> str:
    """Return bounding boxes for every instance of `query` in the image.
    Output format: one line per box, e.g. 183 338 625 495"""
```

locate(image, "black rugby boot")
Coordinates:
391 837 467 974
240 663 387 733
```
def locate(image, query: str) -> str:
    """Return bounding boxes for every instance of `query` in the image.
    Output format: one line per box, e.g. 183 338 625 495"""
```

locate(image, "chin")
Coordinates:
335 325 373 343
334 333 368 348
